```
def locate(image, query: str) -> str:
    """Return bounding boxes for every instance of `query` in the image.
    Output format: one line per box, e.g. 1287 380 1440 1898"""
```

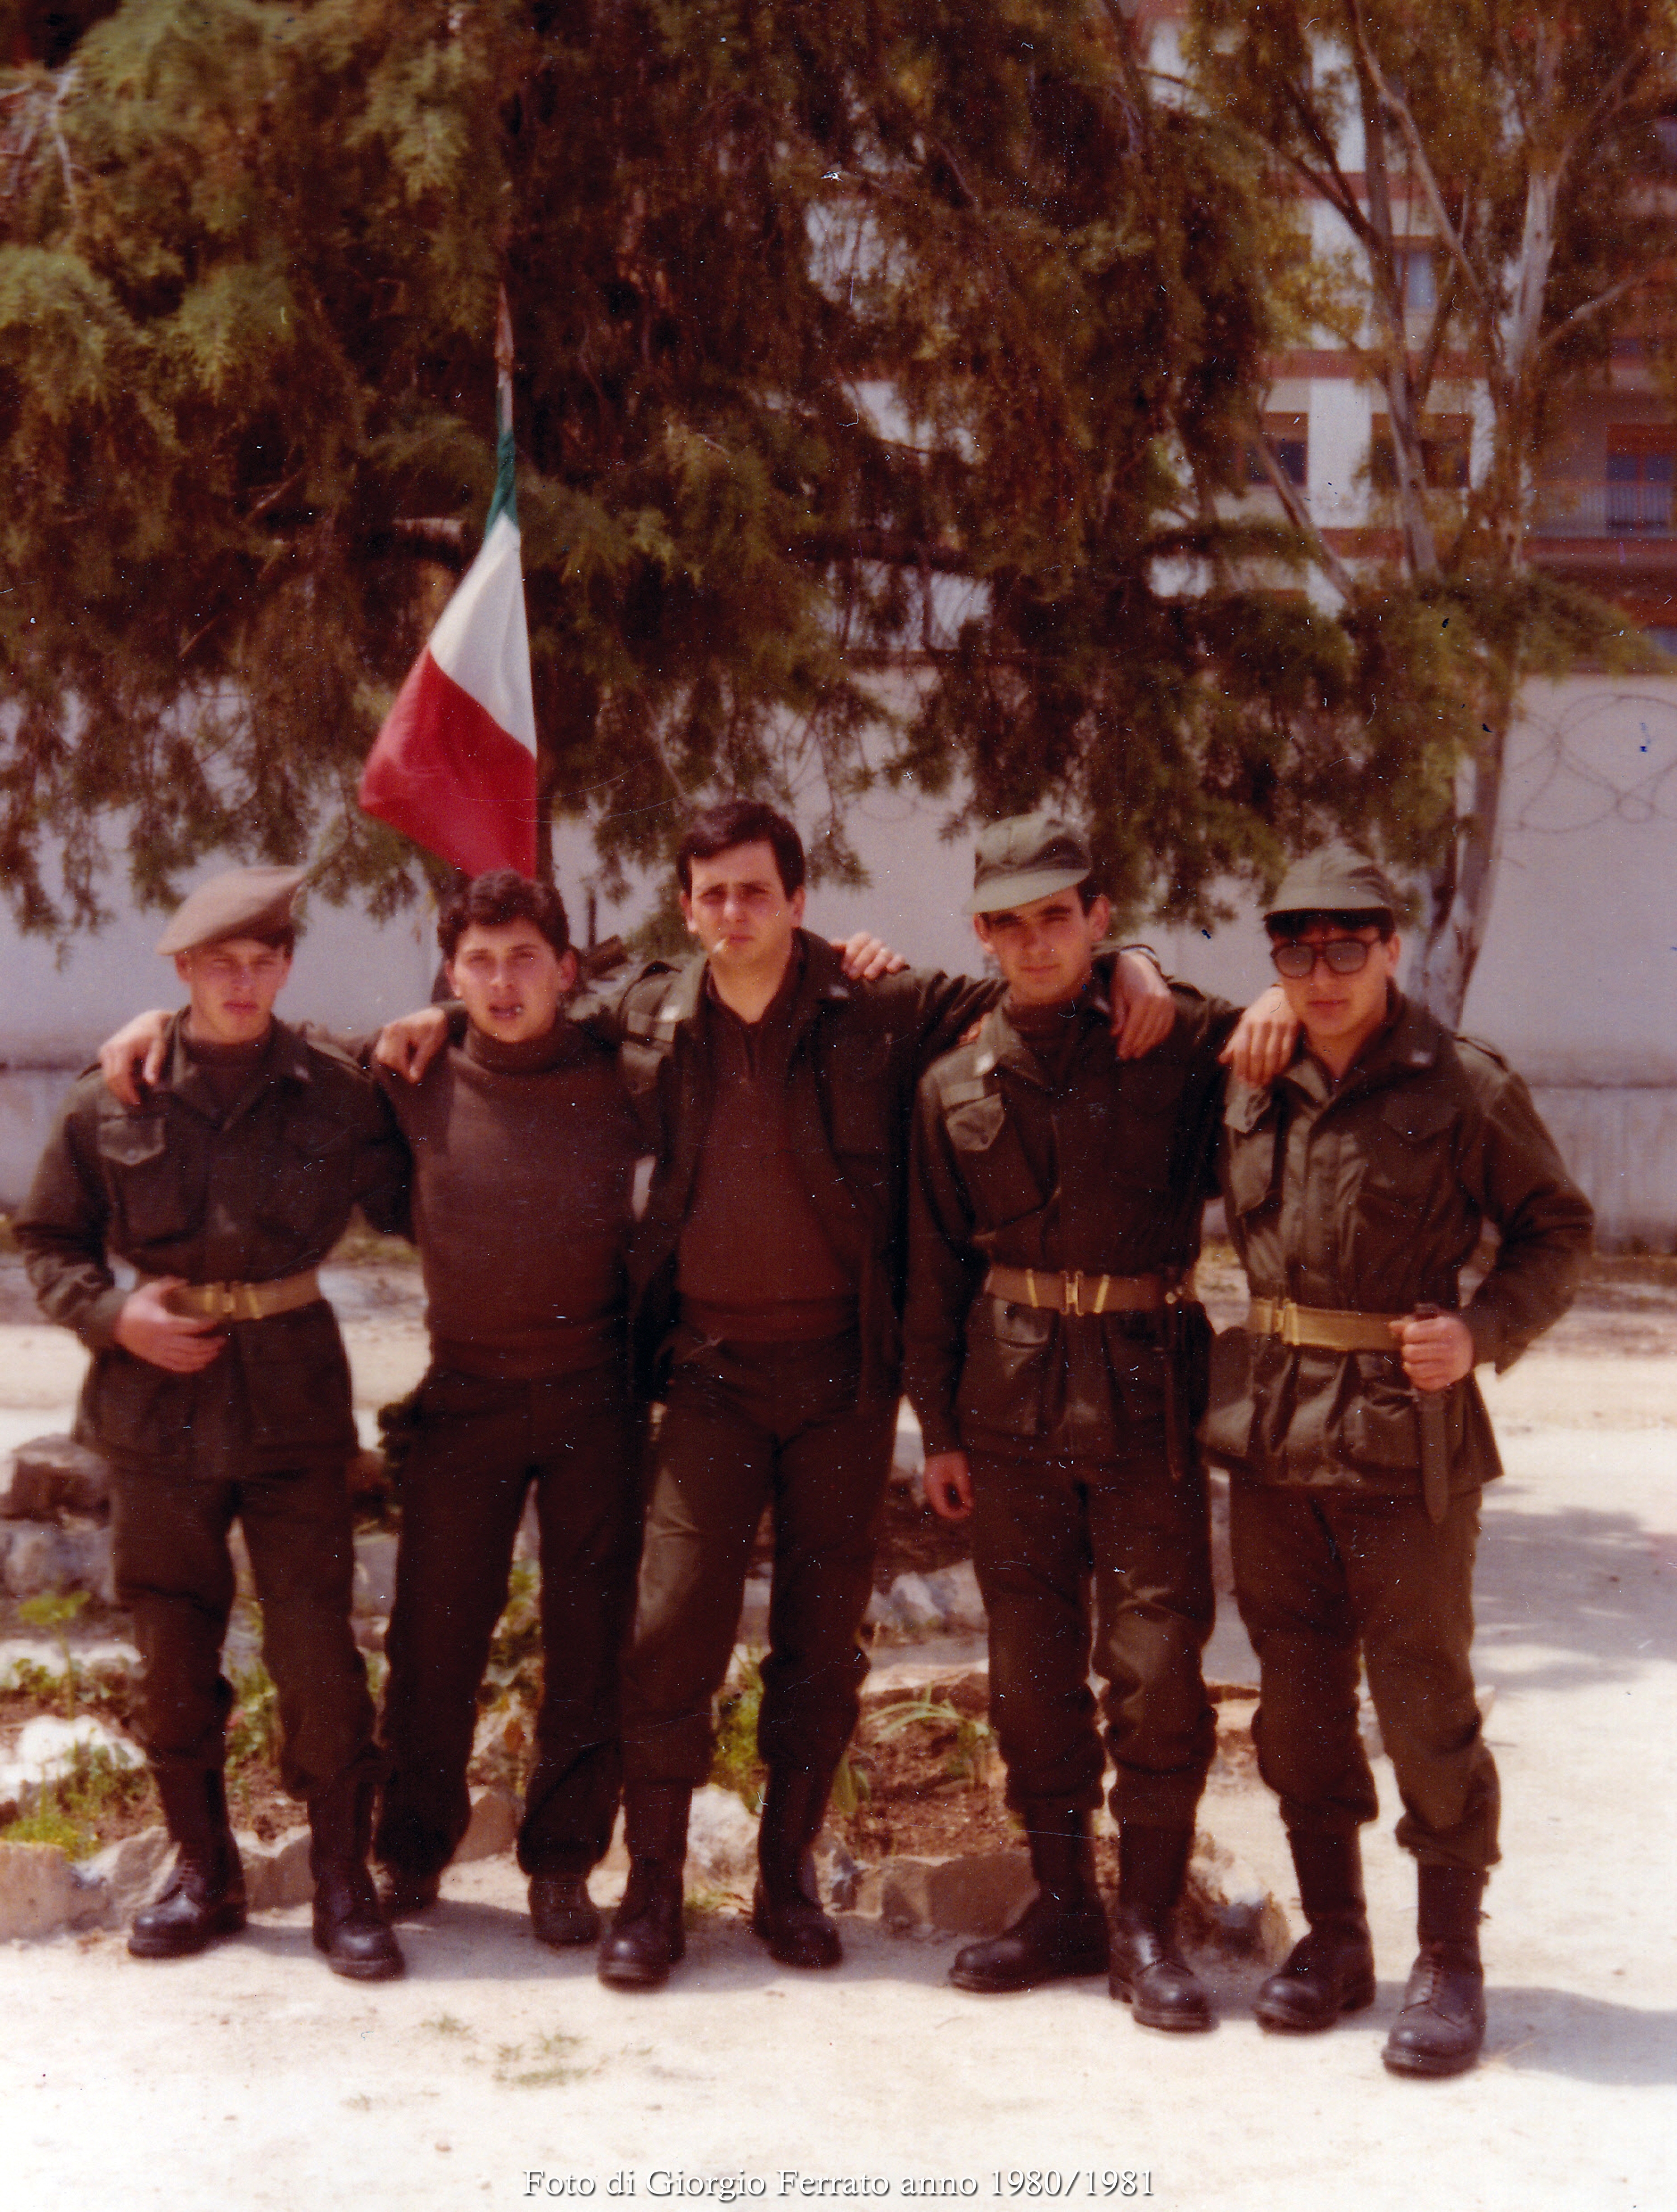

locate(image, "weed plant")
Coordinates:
1 1742 151 1859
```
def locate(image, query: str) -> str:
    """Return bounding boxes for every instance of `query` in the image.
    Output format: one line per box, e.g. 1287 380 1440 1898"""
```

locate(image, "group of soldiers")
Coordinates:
16 801 1594 2082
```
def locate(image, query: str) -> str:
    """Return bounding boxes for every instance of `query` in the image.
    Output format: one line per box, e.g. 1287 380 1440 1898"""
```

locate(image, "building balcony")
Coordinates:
1533 484 1675 537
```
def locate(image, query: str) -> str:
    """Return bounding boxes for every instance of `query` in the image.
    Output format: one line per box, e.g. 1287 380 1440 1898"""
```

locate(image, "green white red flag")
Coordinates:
359 295 537 876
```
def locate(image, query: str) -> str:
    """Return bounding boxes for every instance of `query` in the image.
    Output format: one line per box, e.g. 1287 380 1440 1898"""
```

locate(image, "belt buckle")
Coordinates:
1064 1271 1082 1317
1278 1301 1304 1347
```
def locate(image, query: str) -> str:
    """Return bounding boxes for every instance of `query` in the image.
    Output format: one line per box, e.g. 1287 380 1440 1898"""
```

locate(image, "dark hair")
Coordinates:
676 800 806 897
242 924 297 956
437 870 571 961
1266 907 1395 941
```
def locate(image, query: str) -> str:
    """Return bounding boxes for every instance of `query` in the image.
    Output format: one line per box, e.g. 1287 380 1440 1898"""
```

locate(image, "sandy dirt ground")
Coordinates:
0 1256 1674 2212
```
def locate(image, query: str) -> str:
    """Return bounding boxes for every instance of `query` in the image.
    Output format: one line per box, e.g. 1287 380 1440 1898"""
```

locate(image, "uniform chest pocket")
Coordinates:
1361 1093 1457 1204
258 1114 355 1234
943 1093 1046 1227
96 1115 195 1245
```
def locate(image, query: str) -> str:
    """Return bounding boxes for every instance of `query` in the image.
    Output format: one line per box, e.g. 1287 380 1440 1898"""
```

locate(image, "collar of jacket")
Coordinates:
159 1010 312 1121
640 928 854 1043
967 963 1115 1090
1230 989 1443 1129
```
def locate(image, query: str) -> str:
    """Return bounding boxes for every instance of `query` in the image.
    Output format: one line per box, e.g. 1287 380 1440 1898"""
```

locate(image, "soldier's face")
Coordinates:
973 888 1112 1008
174 936 291 1046
681 841 805 981
1276 923 1401 1062
447 920 576 1044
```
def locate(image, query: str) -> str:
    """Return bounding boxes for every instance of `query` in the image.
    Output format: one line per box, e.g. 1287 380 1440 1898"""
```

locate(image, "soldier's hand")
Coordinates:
98 1008 173 1106
1110 949 1174 1059
114 1280 227 1372
835 931 908 981
374 1005 449 1082
922 1450 974 1522
1220 985 1299 1087
1389 1311 1475 1392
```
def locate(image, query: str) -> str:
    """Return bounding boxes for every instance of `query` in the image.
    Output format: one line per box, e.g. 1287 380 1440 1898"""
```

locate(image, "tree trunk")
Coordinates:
1410 678 1514 1027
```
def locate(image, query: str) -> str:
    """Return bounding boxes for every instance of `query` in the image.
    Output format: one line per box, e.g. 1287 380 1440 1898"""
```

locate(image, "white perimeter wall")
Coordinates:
4 678 1675 1241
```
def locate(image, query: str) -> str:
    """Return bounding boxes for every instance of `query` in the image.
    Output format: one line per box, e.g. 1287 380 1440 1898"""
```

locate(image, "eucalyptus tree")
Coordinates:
1188 0 1677 1017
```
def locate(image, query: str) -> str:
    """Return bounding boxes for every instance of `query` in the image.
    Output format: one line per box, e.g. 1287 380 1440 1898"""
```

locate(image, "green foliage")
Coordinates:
1 1739 151 1858
226 1646 281 1771
865 1688 994 1788
2 0 1413 942
708 1647 765 1812
18 1589 90 1718
481 1557 543 1714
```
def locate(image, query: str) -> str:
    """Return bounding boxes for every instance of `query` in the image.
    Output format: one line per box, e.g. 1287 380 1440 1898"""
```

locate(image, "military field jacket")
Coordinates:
576 931 999 1402
17 1015 409 1473
903 979 1234 1458
1201 993 1594 1495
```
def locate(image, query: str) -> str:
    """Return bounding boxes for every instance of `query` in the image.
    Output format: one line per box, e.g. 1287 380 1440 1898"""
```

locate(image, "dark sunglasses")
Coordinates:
1269 938 1377 979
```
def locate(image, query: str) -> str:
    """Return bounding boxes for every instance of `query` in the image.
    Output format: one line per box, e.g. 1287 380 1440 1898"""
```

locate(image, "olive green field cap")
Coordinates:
155 866 305 956
969 813 1092 915
1265 844 1398 926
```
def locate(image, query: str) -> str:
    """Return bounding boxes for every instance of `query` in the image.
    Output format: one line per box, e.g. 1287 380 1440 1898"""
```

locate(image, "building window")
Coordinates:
1245 413 1309 488
1606 428 1675 532
1399 246 1438 314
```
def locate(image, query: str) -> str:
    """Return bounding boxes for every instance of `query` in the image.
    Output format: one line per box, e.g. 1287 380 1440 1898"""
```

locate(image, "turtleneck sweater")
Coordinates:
379 1016 641 1380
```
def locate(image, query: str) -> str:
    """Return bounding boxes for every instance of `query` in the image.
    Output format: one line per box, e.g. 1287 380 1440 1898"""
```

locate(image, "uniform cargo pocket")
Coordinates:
1338 1360 1466 1476
1198 1326 1258 1468
955 1296 1055 1440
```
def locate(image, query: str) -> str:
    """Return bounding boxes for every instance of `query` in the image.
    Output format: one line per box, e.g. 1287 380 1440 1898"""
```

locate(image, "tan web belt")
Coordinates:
984 1265 1167 1317
145 1269 324 1323
1246 1297 1403 1353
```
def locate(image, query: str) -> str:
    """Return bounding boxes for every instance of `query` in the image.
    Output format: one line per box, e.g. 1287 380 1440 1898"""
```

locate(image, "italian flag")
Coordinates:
359 311 538 877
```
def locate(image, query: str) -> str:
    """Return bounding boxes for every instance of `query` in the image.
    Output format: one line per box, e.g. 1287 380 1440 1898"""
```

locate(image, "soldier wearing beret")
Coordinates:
1201 845 1594 2075
902 815 1276 2030
16 868 411 1978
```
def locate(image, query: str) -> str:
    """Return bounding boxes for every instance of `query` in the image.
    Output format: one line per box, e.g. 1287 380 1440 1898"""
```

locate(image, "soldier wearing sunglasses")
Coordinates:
1201 845 1593 2078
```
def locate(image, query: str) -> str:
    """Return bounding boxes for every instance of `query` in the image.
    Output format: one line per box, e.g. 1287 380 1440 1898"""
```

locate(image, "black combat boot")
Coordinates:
1382 1865 1487 2078
949 1806 1108 1993
1254 1827 1377 2033
529 1870 602 1948
310 1769 405 1982
598 1784 690 1990
1107 1823 1213 2031
752 1764 843 1969
128 1769 248 1960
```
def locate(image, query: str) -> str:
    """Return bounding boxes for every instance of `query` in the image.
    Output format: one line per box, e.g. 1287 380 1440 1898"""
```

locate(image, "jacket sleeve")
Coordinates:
14 1087 130 1351
348 1079 414 1243
1457 1058 1594 1371
879 968 1004 1074
901 1074 986 1455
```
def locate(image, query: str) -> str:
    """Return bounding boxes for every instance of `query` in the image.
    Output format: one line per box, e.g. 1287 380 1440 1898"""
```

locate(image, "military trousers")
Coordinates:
1229 1482 1500 1871
375 1363 643 1882
969 1427 1216 1828
110 1452 376 1806
619 1329 897 1791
